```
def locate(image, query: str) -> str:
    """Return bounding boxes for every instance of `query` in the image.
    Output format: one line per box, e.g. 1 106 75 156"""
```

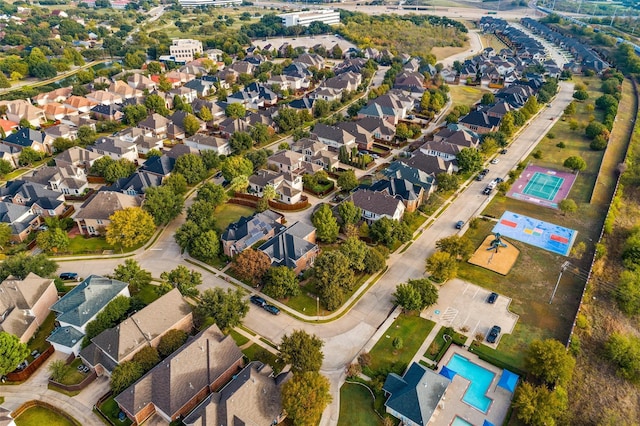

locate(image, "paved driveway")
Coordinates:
423 279 519 347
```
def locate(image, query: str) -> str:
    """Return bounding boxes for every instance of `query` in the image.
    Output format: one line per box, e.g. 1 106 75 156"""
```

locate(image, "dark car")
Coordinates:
250 295 266 307
482 168 490 174
487 325 501 343
500 149 508 154
475 174 485 181
483 187 492 195
263 304 280 315
455 221 464 230
59 272 79 281
487 292 498 304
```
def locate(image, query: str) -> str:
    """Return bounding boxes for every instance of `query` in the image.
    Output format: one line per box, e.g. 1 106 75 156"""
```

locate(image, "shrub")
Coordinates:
532 149 543 159
590 134 608 150
546 132 555 139
556 141 566 148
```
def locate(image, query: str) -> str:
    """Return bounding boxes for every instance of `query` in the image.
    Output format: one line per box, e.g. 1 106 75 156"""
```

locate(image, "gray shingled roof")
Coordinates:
350 189 404 217
258 221 317 269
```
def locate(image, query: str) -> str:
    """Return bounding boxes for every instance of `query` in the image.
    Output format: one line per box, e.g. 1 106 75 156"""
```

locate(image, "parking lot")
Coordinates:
423 279 519 347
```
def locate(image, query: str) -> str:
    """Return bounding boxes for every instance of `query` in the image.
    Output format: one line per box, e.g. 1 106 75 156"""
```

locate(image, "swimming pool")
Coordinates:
452 417 474 426
446 353 495 413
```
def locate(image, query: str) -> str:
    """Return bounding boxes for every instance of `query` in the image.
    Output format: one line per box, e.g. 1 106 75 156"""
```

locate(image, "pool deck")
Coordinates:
429 347 513 426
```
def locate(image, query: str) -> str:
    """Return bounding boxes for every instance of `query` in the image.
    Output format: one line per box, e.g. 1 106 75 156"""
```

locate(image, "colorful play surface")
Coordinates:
507 165 577 209
492 211 577 256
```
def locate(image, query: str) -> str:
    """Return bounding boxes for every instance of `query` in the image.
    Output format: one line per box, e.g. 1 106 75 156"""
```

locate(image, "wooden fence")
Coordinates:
6 345 54 382
11 400 82 426
49 370 97 392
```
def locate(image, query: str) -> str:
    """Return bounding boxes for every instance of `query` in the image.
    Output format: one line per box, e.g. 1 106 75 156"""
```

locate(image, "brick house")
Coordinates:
258 221 319 275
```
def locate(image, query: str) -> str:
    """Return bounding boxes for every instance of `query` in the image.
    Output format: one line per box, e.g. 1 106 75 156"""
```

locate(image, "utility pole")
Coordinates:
549 261 569 304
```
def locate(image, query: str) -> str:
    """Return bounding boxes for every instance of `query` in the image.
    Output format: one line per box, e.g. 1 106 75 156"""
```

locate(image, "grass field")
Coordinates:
63 235 142 255
15 405 77 426
432 45 469 61
98 397 132 426
242 344 282 374
55 358 86 386
448 85 490 108
228 329 250 347
479 33 508 53
338 383 382 426
214 204 255 233
365 313 435 377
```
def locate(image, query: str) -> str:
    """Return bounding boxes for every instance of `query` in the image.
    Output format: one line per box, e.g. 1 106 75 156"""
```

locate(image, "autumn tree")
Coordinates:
425 251 458 282
279 330 324 373
221 156 253 182
182 113 201 137
106 207 155 249
231 248 271 285
281 372 332 426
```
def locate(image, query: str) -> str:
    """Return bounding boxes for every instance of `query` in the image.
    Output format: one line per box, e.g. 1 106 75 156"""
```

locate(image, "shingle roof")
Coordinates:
221 210 284 253
0 273 55 338
258 221 317 269
50 275 129 328
74 191 143 221
4 128 46 147
368 178 421 202
102 172 162 195
350 189 404 217
140 155 175 177
47 325 85 348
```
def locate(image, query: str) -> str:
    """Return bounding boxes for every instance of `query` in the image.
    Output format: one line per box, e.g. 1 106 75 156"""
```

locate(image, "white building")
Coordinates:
178 0 241 7
169 39 204 64
279 9 341 28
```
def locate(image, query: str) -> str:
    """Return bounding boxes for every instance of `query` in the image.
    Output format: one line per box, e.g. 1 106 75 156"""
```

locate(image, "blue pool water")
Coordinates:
446 353 495 413
452 417 474 426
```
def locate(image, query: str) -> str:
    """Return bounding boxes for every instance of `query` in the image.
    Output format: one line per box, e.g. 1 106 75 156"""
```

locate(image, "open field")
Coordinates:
449 85 489 108
338 383 382 426
15 406 77 426
214 204 255 233
479 33 508 53
432 45 469 61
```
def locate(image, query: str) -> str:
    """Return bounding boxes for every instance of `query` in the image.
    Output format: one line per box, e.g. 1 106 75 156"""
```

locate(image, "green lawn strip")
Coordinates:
14 405 78 426
98 396 132 426
366 314 436 377
591 78 637 205
228 329 250 347
424 326 467 361
259 337 277 349
242 343 282 374
214 204 255 233
239 325 257 336
284 272 370 314
60 235 145 256
133 283 161 305
27 312 55 355
338 382 382 426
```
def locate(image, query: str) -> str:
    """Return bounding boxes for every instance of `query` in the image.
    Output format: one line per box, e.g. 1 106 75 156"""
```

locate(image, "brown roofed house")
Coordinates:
73 191 143 236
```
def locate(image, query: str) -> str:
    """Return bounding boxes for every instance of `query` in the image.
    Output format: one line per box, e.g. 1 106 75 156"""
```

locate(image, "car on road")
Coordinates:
250 295 266 307
495 177 504 183
483 187 492 195
500 149 508 154
482 168 490 174
490 158 500 164
487 325 501 343
407 114 415 119
263 304 280 315
59 272 79 281
487 292 498 304
455 221 464 230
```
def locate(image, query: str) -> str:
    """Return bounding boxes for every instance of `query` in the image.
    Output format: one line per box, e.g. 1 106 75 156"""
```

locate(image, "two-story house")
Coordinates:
349 189 406 224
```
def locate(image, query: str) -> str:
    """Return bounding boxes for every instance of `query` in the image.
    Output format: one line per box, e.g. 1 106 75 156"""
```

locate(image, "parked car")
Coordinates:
455 221 464 230
490 158 500 164
263 304 280 315
59 272 79 281
482 168 490 174
483 187 492 195
250 295 266 307
500 149 508 154
487 292 498 304
476 173 485 181
487 325 501 343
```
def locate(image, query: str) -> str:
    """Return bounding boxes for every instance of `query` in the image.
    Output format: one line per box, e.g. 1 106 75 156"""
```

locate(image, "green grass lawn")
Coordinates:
449 85 490 109
27 312 55 355
134 283 161 305
228 329 250 347
338 383 382 426
55 358 86 386
98 396 132 426
242 344 282 374
284 272 370 315
15 405 78 426
64 235 115 254
366 314 435 377
214 204 255 233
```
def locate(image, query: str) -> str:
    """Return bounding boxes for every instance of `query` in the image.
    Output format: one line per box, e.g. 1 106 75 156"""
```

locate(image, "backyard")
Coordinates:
97 397 132 426
448 85 490 108
338 382 382 426
214 203 255 234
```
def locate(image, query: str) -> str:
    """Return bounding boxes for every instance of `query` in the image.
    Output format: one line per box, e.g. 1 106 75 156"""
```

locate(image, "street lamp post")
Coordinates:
316 296 319 321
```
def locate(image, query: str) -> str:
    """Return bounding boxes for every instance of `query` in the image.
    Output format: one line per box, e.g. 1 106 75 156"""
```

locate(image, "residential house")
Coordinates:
43 124 77 142
267 150 305 173
297 53 324 69
90 104 123 121
311 123 357 150
55 146 103 170
218 117 251 138
138 113 170 138
114 324 244 425
248 169 303 205
432 127 479 148
1 179 66 218
321 71 362 92
382 362 451 426
182 362 288 426
0 202 40 242
140 155 175 178
127 74 157 91
184 134 232 156
170 86 198 104
86 90 123 106
80 289 193 376
103 171 162 196
108 80 143 100
64 96 98 114
394 71 425 93
3 128 53 154
418 140 463 163
290 137 339 171
0 144 20 168
73 191 143 236
0 100 45 128
354 117 396 143
89 137 139 162
312 87 342 102
266 74 308 92
166 144 199 159
401 151 454 176
349 188 406 223
258 221 319 275
0 273 58 343
334 121 377 151
183 79 215 98
41 103 78 122
358 91 414 125
170 110 205 135
221 210 285 257
368 178 424 212
32 87 73 106
458 110 500 134
382 162 437 196
288 97 314 113
47 275 130 355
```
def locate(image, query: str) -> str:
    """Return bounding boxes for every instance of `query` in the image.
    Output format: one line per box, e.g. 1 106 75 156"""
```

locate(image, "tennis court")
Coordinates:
522 173 564 201
507 165 577 209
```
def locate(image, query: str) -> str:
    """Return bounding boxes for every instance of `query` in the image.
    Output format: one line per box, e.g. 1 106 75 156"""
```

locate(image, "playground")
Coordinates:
507 165 577 209
468 234 520 275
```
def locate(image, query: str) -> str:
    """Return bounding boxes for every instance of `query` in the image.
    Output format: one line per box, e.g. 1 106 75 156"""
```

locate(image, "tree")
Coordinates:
436 173 459 192
183 113 200 137
337 170 358 192
558 199 577 216
190 230 220 263
198 106 213 122
84 296 130 343
18 147 43 166
605 332 640 383
52 137 77 153
174 153 206 184
36 228 70 253
196 182 227 207
122 104 148 125
456 148 483 173
230 131 253 152
312 204 339 243
513 382 568 426
481 92 495 105
113 259 152 293
339 236 368 271
0 223 10 249
590 134 608 150
573 89 589 100
222 156 253 182
201 151 221 171
393 282 424 311
0 252 58 281
0 159 12 177
157 329 188 358
526 339 576 387
563 156 587 172
144 93 169 116
160 266 202 298
395 122 412 140
338 201 361 227
0 331 29 376
364 247 386 274
106 207 155 249
425 251 457 282
281 372 332 426
163 173 188 196
143 186 184 226
49 359 70 382
499 111 516 136
585 121 606 140
616 270 640 316
195 288 248 330
369 217 410 248
225 103 246 119
263 266 299 299
132 346 160 372
77 125 97 145
435 235 474 260
110 361 144 394
279 330 324 373
314 251 355 310
0 72 10 89
230 175 249 193
231 248 271 285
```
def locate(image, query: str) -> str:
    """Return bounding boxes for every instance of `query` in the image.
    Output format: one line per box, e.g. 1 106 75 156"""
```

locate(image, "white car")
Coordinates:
490 158 500 164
